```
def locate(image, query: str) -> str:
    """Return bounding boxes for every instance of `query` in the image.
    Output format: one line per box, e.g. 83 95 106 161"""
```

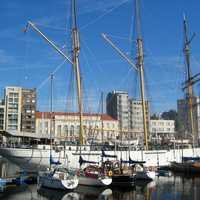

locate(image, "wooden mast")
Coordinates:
72 0 84 145
135 0 149 150
101 92 104 143
50 73 53 170
24 2 84 144
183 15 195 145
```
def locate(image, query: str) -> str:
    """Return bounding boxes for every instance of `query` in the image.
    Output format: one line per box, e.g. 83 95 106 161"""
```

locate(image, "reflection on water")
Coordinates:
0 159 200 200
0 158 19 178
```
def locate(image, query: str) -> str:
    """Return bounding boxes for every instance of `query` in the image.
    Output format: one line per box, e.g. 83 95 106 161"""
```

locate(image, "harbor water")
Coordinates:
0 158 200 200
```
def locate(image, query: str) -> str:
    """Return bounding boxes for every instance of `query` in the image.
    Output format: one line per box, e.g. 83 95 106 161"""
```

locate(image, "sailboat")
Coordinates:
37 75 78 190
76 156 112 186
101 151 135 187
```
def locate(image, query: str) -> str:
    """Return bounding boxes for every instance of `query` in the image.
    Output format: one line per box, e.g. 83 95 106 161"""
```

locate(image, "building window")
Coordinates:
57 125 61 138
45 122 49 134
63 125 68 138
70 125 74 137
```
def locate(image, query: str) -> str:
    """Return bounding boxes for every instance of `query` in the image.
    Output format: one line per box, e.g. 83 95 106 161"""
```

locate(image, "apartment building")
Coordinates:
5 87 22 131
4 86 37 133
21 88 36 133
106 91 129 131
129 99 149 139
0 100 5 131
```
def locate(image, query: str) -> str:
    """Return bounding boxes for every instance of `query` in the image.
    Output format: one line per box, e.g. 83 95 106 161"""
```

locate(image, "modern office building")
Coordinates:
106 91 129 132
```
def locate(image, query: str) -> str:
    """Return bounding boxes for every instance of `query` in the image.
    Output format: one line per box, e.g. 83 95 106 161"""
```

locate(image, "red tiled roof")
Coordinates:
101 114 117 121
35 112 117 121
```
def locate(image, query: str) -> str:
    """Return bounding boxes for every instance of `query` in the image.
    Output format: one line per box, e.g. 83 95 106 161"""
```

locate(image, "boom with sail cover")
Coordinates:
102 150 117 158
79 156 99 167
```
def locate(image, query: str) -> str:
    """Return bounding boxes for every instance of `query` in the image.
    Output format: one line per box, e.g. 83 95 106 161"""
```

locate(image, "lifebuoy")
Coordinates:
108 170 113 177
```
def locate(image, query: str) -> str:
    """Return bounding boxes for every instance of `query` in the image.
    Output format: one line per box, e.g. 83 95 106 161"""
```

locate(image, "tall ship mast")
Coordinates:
102 0 149 150
183 13 200 145
71 0 84 145
182 15 197 145
135 0 149 150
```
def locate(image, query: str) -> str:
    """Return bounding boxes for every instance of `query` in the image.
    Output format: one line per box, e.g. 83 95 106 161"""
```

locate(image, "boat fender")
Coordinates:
113 161 120 169
108 170 113 177
104 161 113 170
76 170 80 176
149 166 153 171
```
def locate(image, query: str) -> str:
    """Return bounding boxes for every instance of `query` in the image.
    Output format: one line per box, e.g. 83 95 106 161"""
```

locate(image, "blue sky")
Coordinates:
1 0 200 114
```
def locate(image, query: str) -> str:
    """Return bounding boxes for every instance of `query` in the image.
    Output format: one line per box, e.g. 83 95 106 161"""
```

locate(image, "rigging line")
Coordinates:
66 63 76 112
129 9 135 63
81 34 103 73
93 58 127 65
81 38 103 95
144 45 183 76
129 0 135 64
33 22 68 31
133 70 139 98
36 60 66 92
105 33 134 42
118 67 132 88
126 65 138 98
80 38 105 113
88 105 102 144
65 0 72 35
80 0 129 30
190 55 200 69
23 29 31 82
129 1 135 42
143 69 152 109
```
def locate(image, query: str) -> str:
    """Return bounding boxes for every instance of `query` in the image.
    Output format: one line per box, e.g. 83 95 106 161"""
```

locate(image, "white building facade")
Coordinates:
36 112 119 143
5 87 22 131
150 119 175 140
106 91 129 131
129 99 149 139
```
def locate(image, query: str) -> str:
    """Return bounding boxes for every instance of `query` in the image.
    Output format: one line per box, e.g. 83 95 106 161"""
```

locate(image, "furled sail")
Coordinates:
50 155 61 165
102 150 117 158
79 156 99 166
121 157 145 165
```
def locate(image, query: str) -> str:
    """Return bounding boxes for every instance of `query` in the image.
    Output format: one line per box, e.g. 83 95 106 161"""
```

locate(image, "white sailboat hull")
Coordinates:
0 145 200 171
38 175 69 190
78 175 112 187
134 171 156 181
38 171 79 190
